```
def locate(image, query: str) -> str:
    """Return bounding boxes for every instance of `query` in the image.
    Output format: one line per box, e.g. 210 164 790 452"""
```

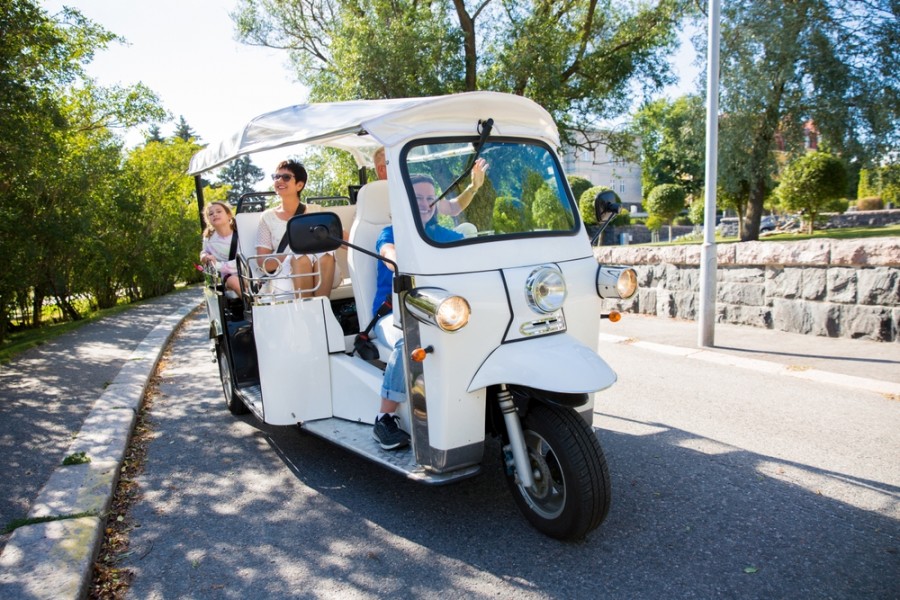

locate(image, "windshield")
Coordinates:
401 140 578 245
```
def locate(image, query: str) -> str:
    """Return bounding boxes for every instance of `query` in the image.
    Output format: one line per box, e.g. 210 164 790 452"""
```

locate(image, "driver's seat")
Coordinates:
348 180 392 333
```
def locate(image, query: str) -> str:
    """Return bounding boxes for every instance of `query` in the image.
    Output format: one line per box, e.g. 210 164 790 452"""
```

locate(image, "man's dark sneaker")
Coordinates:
373 413 410 450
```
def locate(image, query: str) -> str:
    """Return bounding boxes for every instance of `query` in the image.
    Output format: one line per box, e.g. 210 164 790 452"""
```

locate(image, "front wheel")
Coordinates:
504 403 610 540
217 343 248 415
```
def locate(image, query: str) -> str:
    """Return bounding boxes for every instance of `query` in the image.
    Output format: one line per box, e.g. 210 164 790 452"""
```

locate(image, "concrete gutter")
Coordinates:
0 301 199 600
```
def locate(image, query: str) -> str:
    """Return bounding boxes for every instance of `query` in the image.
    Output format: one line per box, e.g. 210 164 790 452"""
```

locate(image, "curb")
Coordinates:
0 300 200 600
598 332 900 397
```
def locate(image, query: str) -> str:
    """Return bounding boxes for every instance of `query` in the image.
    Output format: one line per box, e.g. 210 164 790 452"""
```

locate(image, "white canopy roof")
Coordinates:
187 92 560 175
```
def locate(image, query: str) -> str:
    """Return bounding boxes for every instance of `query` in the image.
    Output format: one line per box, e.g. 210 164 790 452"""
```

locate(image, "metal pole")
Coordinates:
698 0 721 347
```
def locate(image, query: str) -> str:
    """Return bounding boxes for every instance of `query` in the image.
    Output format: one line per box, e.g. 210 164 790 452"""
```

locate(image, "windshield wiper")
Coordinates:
430 118 494 207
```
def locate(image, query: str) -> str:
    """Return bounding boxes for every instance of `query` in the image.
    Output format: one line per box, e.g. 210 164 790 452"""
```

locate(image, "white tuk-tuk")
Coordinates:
191 92 637 540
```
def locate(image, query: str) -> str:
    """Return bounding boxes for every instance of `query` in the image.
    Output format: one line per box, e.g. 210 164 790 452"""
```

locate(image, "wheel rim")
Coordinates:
516 430 566 519
218 347 234 405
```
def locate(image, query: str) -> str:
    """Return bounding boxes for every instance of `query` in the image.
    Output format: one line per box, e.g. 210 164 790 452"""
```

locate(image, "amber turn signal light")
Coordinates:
410 346 434 362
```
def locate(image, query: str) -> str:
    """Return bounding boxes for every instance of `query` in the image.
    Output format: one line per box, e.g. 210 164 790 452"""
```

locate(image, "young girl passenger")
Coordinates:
200 201 241 294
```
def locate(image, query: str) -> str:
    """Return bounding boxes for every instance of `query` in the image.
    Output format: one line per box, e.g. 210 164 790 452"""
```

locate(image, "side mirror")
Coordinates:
287 212 343 254
594 190 620 224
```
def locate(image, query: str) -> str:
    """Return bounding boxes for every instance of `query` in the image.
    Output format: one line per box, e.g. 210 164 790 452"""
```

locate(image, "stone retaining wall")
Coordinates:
593 238 900 342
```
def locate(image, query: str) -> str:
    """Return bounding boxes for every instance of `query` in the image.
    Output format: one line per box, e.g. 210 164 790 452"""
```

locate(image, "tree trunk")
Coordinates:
452 0 479 91
31 287 45 327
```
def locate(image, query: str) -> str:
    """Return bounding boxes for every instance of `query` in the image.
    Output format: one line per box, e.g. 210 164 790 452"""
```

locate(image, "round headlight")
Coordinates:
616 268 638 299
596 266 638 299
435 296 471 331
525 266 567 314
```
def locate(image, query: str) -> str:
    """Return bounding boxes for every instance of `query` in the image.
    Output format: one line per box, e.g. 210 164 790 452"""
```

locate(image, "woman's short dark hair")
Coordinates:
409 173 435 187
277 159 308 184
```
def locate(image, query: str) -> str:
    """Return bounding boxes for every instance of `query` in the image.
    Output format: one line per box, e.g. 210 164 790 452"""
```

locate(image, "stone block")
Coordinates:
807 302 841 337
665 265 699 291
734 240 830 267
800 268 828 301
27 461 119 519
772 298 812 334
721 266 765 283
0 517 101 600
656 289 676 317
856 267 900 306
841 305 893 341
830 237 900 267
826 267 857 303
673 290 698 320
716 303 769 328
638 288 657 314
718 282 766 306
766 266 799 300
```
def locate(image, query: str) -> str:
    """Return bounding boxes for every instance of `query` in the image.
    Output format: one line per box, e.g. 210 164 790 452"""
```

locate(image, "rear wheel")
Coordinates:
217 343 248 415
504 403 610 540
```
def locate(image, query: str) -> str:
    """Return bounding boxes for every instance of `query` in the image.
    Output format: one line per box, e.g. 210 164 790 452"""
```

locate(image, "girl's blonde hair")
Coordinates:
203 201 236 239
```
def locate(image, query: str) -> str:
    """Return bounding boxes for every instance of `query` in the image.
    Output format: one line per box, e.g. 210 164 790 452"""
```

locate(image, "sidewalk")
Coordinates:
599 313 900 396
0 287 202 599
0 297 896 599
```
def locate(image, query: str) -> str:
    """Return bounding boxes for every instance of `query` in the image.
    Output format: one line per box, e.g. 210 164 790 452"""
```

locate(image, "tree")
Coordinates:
645 183 685 241
218 155 265 204
146 124 165 143
119 138 205 300
776 152 847 234
0 1 163 335
630 94 705 199
173 115 197 142
232 0 693 153
708 0 899 241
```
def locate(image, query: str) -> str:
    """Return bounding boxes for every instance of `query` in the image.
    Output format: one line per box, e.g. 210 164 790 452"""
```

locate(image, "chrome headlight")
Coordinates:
525 266 567 314
596 266 638 299
404 288 471 332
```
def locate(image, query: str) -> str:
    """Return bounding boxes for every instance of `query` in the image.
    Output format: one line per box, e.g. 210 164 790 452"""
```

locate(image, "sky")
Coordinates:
42 0 702 171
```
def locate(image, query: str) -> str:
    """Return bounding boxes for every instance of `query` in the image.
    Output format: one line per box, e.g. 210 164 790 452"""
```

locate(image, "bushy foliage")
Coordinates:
532 185 573 230
612 208 632 227
856 197 884 211
645 184 686 223
579 186 620 225
776 152 847 233
567 176 593 207
493 196 529 234
858 165 899 206
645 214 665 232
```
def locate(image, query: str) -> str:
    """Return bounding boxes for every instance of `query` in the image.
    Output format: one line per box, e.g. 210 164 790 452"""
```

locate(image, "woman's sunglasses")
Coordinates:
271 173 294 182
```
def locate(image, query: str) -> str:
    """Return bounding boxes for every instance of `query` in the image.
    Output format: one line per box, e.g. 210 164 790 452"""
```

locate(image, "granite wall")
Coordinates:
593 238 900 342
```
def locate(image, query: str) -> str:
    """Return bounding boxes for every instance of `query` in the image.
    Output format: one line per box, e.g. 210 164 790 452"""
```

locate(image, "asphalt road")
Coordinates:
120 311 899 599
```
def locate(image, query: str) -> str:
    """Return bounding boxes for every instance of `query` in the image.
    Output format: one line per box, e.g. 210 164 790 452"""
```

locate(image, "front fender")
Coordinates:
467 333 617 394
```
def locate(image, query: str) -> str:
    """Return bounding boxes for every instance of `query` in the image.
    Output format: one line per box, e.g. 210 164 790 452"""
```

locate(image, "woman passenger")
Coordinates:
255 159 337 298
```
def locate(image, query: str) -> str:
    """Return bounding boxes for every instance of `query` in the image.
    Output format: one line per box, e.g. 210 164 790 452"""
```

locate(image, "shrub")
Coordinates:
858 165 900 205
568 176 593 207
645 214 665 232
645 184 686 223
674 216 692 226
611 208 632 227
579 185 620 225
493 196 529 233
856 196 884 211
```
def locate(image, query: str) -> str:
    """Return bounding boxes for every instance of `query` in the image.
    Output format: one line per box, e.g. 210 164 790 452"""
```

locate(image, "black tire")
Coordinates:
504 403 610 540
217 343 248 415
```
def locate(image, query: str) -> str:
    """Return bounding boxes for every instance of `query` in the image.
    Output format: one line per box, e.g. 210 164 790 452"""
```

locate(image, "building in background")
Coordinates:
561 131 643 212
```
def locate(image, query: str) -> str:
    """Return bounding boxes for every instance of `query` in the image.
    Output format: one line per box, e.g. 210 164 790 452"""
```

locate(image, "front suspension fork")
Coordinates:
498 384 535 489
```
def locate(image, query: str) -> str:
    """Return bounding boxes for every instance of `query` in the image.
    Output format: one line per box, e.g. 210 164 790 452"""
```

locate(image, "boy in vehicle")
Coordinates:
372 172 482 449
